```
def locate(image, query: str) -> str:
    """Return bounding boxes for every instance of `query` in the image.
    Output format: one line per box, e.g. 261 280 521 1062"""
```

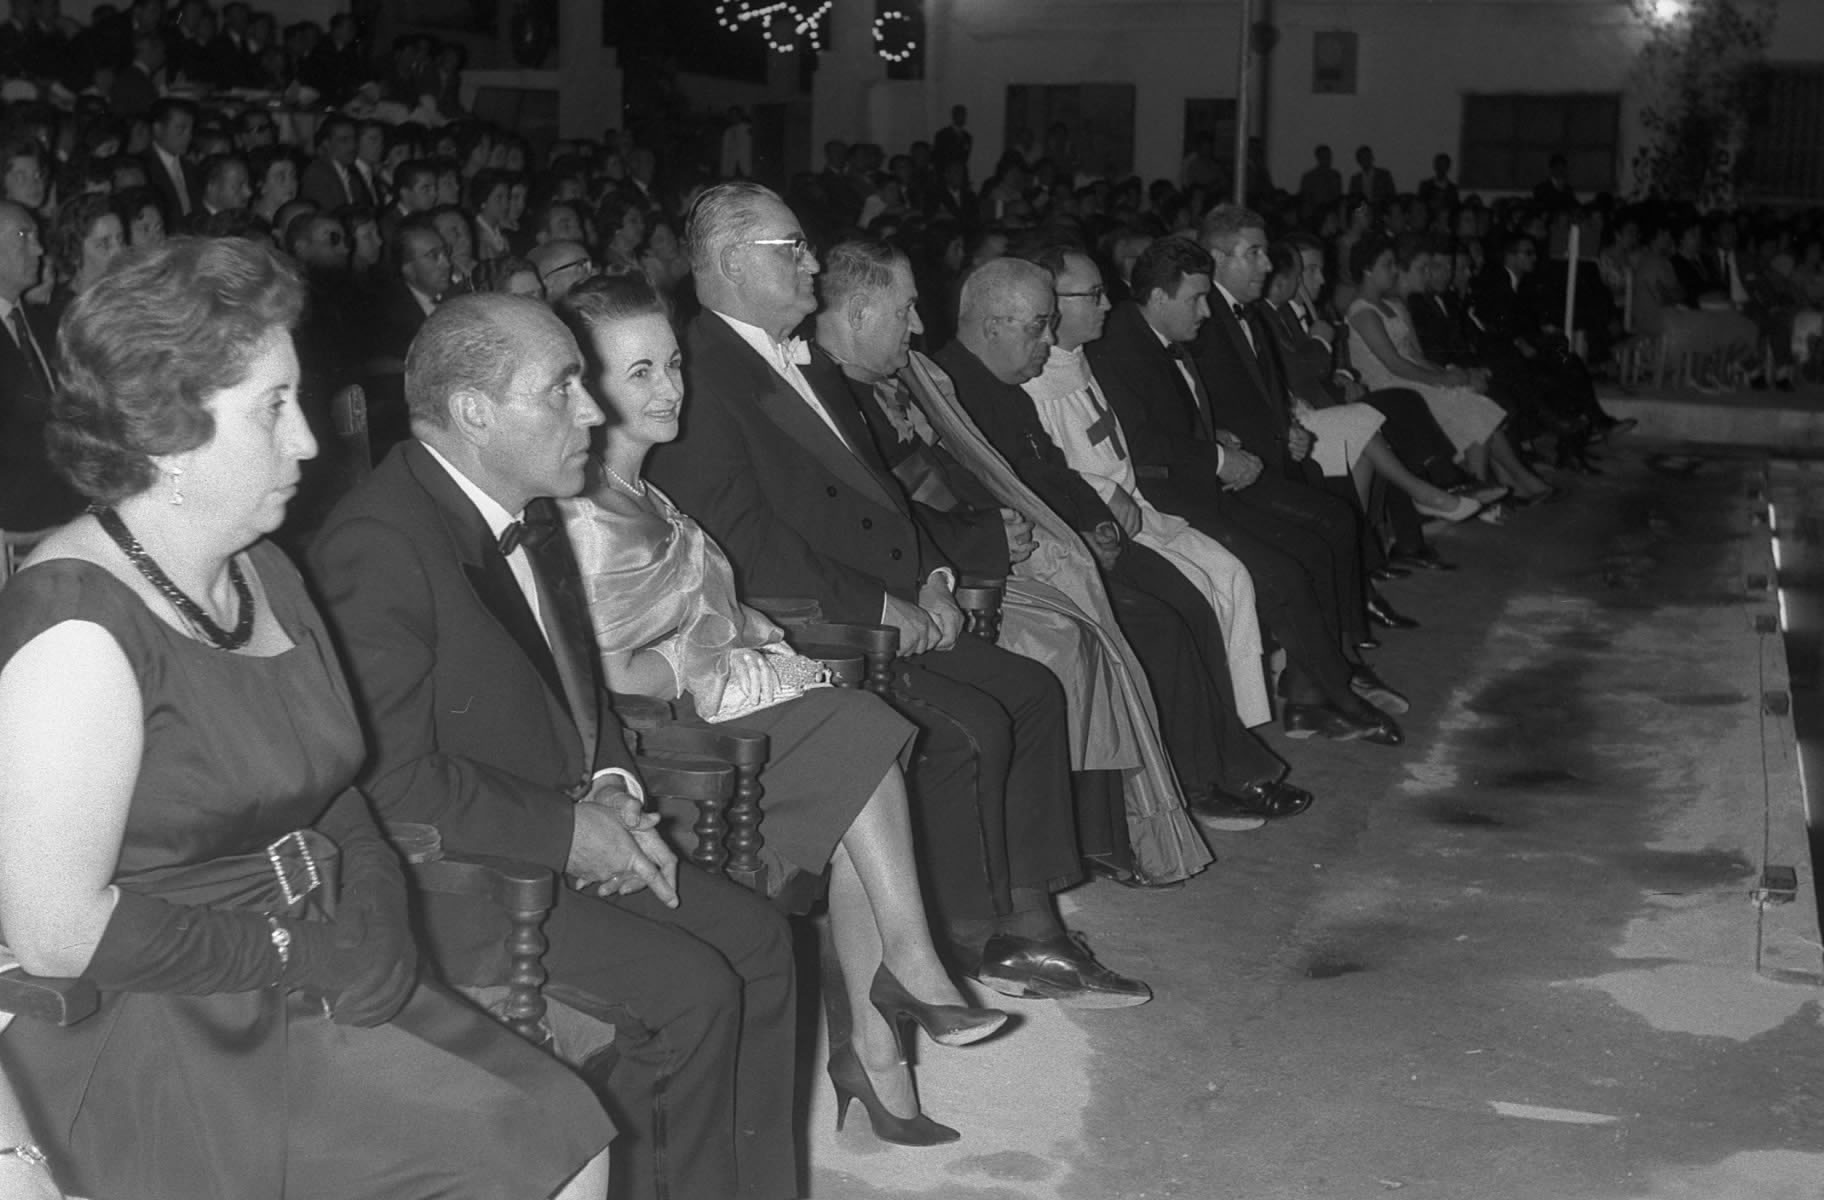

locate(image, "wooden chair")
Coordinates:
0 529 47 585
954 574 1007 643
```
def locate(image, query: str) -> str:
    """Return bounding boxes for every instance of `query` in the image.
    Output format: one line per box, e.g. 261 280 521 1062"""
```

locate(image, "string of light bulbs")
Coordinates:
714 0 832 53
872 7 917 62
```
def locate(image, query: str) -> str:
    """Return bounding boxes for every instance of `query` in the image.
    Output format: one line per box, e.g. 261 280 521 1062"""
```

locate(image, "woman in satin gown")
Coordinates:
0 236 612 1200
556 274 1011 1147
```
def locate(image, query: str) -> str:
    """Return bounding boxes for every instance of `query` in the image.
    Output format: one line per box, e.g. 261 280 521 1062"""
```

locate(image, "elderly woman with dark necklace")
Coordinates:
0 237 612 1199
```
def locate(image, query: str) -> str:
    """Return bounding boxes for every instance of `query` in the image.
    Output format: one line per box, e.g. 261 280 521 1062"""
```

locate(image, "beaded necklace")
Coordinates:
95 507 255 651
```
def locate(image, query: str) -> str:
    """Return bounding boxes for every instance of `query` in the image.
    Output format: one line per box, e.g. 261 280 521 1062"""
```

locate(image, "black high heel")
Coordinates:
828 1042 961 1146
870 963 1010 1048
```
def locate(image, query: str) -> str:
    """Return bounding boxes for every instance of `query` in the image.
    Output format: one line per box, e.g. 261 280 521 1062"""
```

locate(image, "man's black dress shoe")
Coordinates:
1366 592 1420 630
1282 702 1404 745
1223 778 1314 819
1184 790 1267 832
1350 665 1410 714
975 933 1153 1008
1356 633 1382 651
1596 416 1638 440
1370 565 1411 582
1389 546 1459 572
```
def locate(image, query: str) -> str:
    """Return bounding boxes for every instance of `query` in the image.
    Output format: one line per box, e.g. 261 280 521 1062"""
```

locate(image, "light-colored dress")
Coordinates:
1347 297 1506 456
561 472 914 896
1023 343 1271 727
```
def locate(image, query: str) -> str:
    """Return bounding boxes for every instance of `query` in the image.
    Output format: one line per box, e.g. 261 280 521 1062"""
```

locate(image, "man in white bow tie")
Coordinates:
651 182 1155 1007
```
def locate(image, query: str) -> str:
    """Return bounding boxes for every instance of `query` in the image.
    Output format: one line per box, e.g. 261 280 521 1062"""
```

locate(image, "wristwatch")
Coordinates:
0 1144 48 1168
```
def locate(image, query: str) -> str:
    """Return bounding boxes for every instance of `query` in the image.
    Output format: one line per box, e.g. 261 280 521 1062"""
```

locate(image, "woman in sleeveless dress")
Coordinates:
1345 235 1553 502
554 275 1011 1148
0 237 611 1199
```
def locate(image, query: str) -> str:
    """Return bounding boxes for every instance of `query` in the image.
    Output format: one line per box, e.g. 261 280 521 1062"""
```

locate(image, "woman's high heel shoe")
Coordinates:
828 1042 961 1146
870 964 1010 1048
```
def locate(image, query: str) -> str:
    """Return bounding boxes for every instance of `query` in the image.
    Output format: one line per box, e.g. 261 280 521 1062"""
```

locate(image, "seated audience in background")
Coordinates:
1347 235 1552 500
309 292 797 1200
558 274 1011 1147
1087 234 1403 746
1467 231 1631 461
811 239 1220 877
0 236 612 1200
1258 240 1496 525
247 143 297 229
937 253 1312 826
648 182 1157 1005
0 200 80 532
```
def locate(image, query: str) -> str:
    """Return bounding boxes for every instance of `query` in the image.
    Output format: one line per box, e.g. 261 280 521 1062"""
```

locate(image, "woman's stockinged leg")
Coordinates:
1487 429 1550 496
1363 435 1457 509
830 843 919 1117
837 766 969 1006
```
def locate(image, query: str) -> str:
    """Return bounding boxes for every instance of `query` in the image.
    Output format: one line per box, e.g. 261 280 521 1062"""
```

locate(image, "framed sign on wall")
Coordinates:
1313 31 1357 96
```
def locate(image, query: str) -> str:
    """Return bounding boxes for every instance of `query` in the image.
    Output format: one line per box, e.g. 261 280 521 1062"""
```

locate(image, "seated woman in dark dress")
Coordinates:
557 275 1010 1148
0 237 612 1200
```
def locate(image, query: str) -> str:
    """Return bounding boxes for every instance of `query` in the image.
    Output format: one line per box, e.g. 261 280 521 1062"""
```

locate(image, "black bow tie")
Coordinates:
497 512 557 557
1231 302 1248 322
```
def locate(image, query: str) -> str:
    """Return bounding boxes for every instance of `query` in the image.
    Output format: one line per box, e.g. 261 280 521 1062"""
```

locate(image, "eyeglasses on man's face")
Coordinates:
538 256 592 284
1056 286 1105 304
746 235 812 263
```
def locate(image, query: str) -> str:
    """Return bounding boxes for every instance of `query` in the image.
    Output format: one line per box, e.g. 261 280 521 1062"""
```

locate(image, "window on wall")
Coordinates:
1459 93 1620 194
1741 67 1824 202
1004 84 1135 180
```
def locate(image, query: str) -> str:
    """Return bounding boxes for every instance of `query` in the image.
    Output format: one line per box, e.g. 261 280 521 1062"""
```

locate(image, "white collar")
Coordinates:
1212 279 1247 314
712 307 807 371
418 439 521 541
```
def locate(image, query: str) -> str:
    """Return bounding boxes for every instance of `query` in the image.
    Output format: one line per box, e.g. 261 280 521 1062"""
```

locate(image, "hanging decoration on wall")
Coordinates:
715 0 832 54
872 8 918 63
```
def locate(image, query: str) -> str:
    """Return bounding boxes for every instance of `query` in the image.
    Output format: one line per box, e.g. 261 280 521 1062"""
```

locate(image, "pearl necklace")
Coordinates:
603 463 646 497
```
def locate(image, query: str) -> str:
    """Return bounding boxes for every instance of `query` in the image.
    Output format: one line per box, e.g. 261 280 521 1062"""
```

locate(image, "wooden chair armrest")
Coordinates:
409 853 555 1044
636 755 767 895
952 575 1006 643
787 622 900 694
0 971 98 1027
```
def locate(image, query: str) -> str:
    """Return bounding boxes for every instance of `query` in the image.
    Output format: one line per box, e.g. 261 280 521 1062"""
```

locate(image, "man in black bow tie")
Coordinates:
309 293 799 1200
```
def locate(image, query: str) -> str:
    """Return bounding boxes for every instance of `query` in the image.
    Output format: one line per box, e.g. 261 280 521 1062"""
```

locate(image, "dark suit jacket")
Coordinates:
931 339 1114 533
1408 290 1481 366
647 312 944 624
300 156 369 213
308 440 637 877
1256 298 1341 409
0 304 81 531
1084 301 1224 493
841 367 1009 579
361 275 432 365
1468 267 1547 359
1348 166 1396 204
933 125 972 171
141 149 197 223
1189 290 1297 477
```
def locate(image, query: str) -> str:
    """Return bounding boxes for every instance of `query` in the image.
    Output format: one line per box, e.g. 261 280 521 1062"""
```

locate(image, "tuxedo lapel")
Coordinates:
691 314 903 513
402 443 573 728
1216 302 1270 399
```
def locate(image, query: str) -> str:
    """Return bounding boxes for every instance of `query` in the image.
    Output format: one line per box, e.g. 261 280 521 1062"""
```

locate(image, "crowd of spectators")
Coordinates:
0 23 1813 1193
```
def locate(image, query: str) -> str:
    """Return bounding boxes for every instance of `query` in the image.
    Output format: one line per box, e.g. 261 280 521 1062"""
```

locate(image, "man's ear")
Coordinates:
844 291 870 331
447 387 492 445
717 242 744 286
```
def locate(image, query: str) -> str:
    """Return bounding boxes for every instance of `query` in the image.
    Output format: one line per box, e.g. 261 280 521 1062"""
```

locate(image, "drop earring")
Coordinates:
168 464 184 506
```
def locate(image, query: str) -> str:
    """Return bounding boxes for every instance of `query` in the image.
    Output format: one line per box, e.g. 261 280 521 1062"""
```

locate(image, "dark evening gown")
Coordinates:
0 542 611 1200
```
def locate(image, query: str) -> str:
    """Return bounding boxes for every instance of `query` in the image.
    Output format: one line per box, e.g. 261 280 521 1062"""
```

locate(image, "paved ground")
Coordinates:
804 446 1824 1200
